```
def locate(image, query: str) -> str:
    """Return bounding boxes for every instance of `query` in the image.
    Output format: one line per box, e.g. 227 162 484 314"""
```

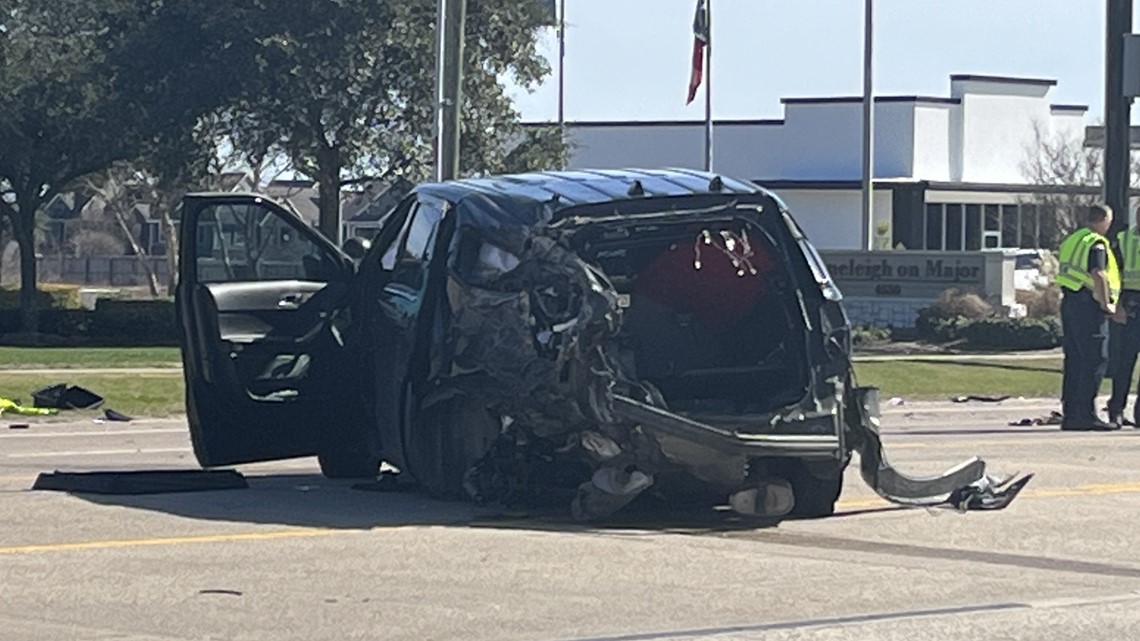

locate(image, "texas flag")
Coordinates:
686 0 709 105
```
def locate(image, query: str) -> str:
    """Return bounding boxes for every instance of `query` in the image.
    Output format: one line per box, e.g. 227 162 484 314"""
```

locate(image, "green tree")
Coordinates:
186 0 565 243
0 0 142 331
0 0 266 323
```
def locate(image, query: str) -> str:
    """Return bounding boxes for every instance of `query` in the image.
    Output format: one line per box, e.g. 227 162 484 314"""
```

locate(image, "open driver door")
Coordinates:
175 194 374 476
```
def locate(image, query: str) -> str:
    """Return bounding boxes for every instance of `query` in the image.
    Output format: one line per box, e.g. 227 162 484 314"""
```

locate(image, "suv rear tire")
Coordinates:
766 458 847 518
788 470 844 517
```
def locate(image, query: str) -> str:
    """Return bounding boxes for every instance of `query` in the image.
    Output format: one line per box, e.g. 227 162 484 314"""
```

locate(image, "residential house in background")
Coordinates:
342 177 415 240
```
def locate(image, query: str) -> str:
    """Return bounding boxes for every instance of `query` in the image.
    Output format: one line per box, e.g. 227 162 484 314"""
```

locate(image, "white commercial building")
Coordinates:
556 74 1108 253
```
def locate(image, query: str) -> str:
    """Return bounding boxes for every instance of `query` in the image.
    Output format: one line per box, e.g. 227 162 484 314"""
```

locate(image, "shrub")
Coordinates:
914 307 965 343
1016 287 1062 319
39 284 83 309
916 287 999 343
0 287 77 310
933 287 994 319
0 296 177 346
37 309 91 337
958 316 1062 351
0 308 89 338
852 325 892 347
88 299 177 345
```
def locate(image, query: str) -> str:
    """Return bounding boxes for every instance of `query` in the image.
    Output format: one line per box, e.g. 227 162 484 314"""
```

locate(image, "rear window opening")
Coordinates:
573 217 810 416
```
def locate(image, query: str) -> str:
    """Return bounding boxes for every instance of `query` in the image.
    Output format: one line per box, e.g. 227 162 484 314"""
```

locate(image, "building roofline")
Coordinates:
949 74 1057 87
1050 103 1089 113
523 118 785 128
780 95 960 106
752 178 1140 196
923 180 1140 196
754 179 864 190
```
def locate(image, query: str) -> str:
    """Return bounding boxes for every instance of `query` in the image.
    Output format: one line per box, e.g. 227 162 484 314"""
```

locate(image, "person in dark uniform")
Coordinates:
1056 204 1122 431
1107 215 1140 427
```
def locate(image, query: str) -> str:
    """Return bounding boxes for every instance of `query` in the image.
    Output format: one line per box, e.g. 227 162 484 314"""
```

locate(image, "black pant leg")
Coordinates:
1110 314 1140 415
1109 320 1130 415
1081 304 1110 421
1061 297 1081 420
1062 295 1107 423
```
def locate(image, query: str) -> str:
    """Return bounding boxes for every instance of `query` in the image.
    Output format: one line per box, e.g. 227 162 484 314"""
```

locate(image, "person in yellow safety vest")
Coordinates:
1107 216 1140 428
1055 203 1124 431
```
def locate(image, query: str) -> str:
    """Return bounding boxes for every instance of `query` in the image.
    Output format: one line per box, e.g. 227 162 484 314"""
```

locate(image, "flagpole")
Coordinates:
861 0 874 250
704 0 713 172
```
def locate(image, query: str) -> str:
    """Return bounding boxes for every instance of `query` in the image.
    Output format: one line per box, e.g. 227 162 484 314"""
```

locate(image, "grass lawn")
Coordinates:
0 346 180 369
0 349 1130 417
0 372 184 419
854 359 1064 400
853 357 1134 400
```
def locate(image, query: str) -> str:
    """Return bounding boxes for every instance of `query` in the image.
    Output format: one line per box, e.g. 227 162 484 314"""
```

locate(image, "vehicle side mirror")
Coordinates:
342 237 371 260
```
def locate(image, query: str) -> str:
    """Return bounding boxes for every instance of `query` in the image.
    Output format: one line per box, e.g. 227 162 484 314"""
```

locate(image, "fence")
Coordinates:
34 255 172 288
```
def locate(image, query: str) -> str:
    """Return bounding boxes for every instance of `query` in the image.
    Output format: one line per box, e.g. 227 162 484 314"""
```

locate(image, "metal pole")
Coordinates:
1105 0 1132 235
436 0 466 182
557 0 567 169
704 0 713 172
433 0 447 182
557 0 566 127
861 0 875 250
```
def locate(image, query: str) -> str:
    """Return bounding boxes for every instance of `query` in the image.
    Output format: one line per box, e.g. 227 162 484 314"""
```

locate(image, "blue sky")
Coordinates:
509 0 1120 123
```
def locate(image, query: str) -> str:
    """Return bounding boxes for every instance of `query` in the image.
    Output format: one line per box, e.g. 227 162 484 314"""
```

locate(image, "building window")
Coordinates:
922 202 1052 251
945 205 964 251
1002 205 1019 248
1020 205 1039 248
925 204 943 250
965 205 982 250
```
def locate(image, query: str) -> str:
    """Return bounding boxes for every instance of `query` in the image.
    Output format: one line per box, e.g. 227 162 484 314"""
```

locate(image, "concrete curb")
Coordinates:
0 367 182 376
854 352 1061 362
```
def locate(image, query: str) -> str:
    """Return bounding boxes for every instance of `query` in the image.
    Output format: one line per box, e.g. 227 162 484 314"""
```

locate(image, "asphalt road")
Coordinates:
1 407 1138 641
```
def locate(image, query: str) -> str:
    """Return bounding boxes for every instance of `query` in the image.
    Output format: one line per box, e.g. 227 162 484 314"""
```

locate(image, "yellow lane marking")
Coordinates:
3 481 1140 555
0 528 342 555
835 480 1140 510
7 447 191 459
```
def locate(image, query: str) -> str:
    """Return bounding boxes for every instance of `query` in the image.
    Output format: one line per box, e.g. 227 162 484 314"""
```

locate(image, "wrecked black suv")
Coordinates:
176 168 1029 521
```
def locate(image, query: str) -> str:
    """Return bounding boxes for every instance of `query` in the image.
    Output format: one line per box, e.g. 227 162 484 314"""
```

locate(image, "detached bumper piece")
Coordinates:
33 470 249 495
849 387 1032 511
612 395 840 457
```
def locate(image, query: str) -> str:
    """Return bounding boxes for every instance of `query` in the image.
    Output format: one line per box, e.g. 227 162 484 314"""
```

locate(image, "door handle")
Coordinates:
277 293 306 309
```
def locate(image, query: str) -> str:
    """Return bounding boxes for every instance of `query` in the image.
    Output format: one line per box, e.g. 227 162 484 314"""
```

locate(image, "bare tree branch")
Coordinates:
1020 121 1108 248
82 167 162 295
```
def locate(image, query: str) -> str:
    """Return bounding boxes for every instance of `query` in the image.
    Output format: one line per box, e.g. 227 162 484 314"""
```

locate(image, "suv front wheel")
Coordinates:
318 445 380 479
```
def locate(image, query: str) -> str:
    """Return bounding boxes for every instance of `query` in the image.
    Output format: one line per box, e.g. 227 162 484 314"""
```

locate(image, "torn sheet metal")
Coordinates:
848 387 1032 511
443 234 623 436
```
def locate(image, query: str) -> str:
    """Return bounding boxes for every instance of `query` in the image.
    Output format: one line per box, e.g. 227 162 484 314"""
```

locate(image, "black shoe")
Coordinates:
1089 419 1121 431
1109 413 1124 427
1061 419 1121 431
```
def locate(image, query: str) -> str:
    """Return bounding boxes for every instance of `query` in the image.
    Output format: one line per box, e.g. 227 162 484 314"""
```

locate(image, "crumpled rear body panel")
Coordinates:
418 207 1030 521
